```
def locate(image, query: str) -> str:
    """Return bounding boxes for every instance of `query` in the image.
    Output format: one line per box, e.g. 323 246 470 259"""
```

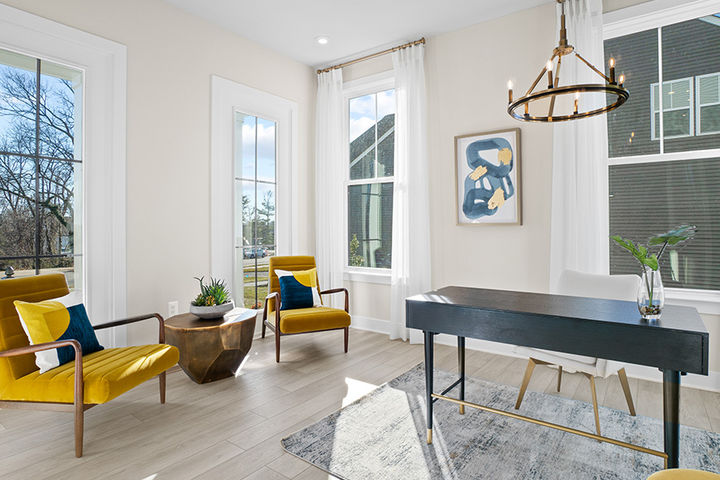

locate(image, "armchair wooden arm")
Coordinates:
93 313 165 344
0 339 85 457
320 288 349 313
262 292 280 323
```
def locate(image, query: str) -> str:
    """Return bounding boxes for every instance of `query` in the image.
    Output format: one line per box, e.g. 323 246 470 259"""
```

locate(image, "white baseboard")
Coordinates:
351 315 392 335
351 316 720 393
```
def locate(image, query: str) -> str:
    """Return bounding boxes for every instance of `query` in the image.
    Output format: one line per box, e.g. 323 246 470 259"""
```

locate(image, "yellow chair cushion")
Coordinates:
0 344 179 404
648 470 720 479
273 307 350 334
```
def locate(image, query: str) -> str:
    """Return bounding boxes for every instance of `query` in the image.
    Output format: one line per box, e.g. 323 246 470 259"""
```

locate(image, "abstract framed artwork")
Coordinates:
455 128 522 225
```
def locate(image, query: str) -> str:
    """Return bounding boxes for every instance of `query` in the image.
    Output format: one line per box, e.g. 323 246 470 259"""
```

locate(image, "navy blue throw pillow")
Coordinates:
57 304 104 365
278 276 314 310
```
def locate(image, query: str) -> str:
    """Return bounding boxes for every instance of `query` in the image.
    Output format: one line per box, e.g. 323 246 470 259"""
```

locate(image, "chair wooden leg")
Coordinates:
515 358 536 410
344 327 349 353
617 368 636 416
159 371 166 404
262 320 266 338
74 400 83 457
557 366 563 392
586 374 601 436
275 330 281 363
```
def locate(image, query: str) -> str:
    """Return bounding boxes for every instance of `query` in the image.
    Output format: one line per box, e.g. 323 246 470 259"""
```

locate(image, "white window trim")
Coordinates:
342 71 395 281
604 0 720 315
650 77 694 140
0 4 127 346
603 0 720 40
210 76 297 301
696 72 720 136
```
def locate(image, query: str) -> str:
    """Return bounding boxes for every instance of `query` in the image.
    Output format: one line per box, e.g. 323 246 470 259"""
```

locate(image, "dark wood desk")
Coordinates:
406 286 709 469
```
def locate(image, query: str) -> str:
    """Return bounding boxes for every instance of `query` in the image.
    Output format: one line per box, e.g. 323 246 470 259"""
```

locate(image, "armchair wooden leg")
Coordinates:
275 330 281 363
344 327 349 353
159 371 166 404
515 358 536 410
74 399 83 457
557 366 563 392
617 368 636 416
585 373 602 436
262 320 266 338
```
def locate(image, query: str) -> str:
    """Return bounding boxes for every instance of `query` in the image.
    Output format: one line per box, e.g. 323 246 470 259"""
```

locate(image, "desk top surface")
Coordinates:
407 286 708 336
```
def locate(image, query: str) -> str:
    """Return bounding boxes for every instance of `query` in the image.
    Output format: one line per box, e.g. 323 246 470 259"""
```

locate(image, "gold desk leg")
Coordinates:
459 405 465 415
427 428 432 444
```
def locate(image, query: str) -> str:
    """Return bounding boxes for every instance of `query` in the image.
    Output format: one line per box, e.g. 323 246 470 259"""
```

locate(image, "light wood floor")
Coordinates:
1 329 718 479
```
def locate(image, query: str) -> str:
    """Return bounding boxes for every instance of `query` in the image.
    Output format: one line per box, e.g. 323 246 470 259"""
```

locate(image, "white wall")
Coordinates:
0 0 316 344
343 0 720 389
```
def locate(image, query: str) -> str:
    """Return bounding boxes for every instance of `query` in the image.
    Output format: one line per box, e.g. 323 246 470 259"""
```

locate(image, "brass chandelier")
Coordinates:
507 0 629 122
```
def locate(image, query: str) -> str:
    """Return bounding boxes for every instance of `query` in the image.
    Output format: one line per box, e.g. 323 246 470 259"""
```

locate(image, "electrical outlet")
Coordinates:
168 301 179 318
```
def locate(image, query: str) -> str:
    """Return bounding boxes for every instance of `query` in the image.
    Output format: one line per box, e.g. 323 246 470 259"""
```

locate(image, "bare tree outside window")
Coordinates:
0 49 82 290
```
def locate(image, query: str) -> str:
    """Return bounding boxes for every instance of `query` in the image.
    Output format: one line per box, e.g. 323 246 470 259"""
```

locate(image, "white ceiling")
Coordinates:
164 0 553 67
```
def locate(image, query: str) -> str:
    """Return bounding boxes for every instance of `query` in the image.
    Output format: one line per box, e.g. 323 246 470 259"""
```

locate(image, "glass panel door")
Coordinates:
233 112 276 309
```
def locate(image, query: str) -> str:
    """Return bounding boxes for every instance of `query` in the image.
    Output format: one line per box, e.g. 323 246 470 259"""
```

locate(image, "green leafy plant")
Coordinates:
610 225 696 311
191 276 231 306
349 234 364 267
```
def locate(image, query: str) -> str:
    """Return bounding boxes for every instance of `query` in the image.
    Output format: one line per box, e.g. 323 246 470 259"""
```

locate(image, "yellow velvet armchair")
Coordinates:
262 256 351 362
0 274 179 457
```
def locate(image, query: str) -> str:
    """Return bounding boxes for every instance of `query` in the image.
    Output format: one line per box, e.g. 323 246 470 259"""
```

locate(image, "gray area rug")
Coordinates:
282 364 720 479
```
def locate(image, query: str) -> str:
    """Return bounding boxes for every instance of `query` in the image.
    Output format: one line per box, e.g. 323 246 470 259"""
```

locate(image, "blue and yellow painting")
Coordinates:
456 130 520 224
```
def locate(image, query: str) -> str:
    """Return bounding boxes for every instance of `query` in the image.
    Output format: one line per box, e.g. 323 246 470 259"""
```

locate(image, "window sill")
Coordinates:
665 288 720 316
344 268 391 285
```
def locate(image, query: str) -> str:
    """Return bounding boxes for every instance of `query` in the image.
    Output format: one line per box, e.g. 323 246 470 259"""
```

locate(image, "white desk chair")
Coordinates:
514 270 641 435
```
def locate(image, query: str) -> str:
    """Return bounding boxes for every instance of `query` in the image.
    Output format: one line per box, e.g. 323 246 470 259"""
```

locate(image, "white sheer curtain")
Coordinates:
389 45 431 341
315 69 345 306
549 0 609 292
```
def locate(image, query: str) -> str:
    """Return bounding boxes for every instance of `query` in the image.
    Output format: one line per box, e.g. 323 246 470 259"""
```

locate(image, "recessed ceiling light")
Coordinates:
315 36 329 45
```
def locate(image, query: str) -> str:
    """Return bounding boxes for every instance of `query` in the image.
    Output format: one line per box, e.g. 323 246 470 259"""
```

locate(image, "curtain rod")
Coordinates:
316 37 425 75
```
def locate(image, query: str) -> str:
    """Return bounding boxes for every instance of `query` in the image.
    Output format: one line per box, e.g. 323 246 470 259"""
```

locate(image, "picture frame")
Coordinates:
454 128 522 225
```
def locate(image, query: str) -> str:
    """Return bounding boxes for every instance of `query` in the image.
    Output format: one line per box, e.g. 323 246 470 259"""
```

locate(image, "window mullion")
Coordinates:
658 27 664 155
34 58 41 275
253 116 258 307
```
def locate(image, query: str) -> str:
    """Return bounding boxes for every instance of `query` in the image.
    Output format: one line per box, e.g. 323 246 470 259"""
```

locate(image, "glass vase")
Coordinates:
637 267 664 321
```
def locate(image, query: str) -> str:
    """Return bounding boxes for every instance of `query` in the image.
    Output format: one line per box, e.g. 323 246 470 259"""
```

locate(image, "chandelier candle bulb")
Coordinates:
619 74 625 86
609 58 616 84
508 80 513 104
574 92 579 115
547 60 553 88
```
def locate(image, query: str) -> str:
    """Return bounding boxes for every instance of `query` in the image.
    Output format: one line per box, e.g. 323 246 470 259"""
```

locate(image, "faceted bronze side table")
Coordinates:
165 308 257 384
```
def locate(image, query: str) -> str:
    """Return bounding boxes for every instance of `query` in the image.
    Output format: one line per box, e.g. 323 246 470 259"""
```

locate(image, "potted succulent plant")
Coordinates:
189 276 234 319
611 225 696 321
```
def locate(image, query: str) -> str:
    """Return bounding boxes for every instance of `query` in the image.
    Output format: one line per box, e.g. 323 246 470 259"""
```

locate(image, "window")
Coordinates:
697 73 720 135
0 47 83 292
651 78 693 139
346 86 395 270
605 10 720 292
234 112 276 309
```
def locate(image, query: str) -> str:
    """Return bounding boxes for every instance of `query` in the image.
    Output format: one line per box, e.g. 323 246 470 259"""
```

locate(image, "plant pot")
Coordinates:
637 267 664 322
189 301 235 320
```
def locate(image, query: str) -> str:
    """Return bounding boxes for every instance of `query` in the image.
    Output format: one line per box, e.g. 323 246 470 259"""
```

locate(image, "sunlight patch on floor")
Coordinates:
342 377 378 407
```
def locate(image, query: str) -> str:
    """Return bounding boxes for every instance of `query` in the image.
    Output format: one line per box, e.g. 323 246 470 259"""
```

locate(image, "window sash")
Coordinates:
604 5 720 296
343 73 395 271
